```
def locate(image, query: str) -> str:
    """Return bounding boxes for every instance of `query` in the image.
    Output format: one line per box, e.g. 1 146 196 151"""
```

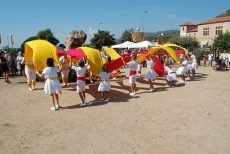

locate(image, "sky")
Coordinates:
0 0 229 49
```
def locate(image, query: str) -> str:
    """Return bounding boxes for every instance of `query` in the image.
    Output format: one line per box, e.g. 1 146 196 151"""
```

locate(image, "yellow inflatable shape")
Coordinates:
149 47 162 54
162 46 180 64
24 40 59 71
78 47 103 75
163 44 189 54
137 54 149 63
104 48 121 60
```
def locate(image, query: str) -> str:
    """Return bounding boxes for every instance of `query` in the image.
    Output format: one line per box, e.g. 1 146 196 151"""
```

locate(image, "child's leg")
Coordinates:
50 93 55 107
192 69 195 77
105 91 110 99
55 94 59 107
82 91 86 103
130 84 134 93
166 80 170 85
133 83 136 93
78 92 85 103
148 79 153 89
100 91 104 99
172 80 175 86
182 75 185 81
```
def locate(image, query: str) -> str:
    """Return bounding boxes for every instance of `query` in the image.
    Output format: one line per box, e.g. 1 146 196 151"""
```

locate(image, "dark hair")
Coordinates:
102 66 108 73
78 59 85 67
150 54 154 59
47 58 54 67
0 50 5 54
131 54 137 60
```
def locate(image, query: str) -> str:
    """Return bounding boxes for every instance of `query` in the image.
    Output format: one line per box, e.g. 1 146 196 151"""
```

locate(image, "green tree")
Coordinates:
212 31 230 52
37 28 59 45
168 35 198 51
90 30 116 49
20 36 39 51
117 29 133 44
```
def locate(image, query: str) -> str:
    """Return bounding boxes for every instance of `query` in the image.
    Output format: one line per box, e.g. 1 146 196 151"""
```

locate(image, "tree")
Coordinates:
117 29 133 44
20 36 39 51
90 30 116 49
37 28 59 45
168 34 199 51
212 31 230 52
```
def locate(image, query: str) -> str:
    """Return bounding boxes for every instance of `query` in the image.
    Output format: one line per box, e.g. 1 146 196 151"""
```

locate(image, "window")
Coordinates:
182 27 184 30
216 26 223 35
203 27 209 36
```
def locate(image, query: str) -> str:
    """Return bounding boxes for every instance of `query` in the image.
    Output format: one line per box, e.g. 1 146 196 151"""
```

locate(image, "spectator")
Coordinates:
16 52 25 76
203 52 208 67
207 52 213 67
8 52 17 75
0 50 11 84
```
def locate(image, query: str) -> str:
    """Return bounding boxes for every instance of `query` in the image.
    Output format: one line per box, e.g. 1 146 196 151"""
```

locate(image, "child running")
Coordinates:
176 56 188 82
37 58 62 111
127 54 138 96
164 66 177 87
71 58 88 106
145 55 156 91
98 66 111 101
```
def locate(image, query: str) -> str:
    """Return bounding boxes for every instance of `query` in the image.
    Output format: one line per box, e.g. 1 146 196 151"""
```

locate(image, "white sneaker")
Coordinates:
165 84 170 87
63 83 66 86
55 105 59 109
79 103 86 107
100 98 104 101
29 88 33 91
90 81 93 83
129 93 134 96
149 88 155 91
66 83 70 86
180 80 185 83
106 98 110 101
32 86 36 90
137 74 141 76
50 107 56 111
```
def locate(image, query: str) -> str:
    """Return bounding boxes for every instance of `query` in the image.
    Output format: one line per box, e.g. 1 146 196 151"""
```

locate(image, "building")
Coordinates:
180 16 230 48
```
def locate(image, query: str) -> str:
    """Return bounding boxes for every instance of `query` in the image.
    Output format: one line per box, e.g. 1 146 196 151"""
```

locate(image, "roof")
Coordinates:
180 22 197 27
198 16 230 25
188 27 198 32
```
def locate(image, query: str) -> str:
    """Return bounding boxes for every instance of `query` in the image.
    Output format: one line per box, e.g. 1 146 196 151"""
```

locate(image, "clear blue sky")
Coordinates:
0 0 229 49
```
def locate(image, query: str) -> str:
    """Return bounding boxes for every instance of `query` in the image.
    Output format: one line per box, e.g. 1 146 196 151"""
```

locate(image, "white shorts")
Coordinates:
129 75 136 84
76 80 85 92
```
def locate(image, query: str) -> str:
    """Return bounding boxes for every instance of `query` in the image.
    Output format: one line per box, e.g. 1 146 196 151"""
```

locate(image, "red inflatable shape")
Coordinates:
154 56 164 76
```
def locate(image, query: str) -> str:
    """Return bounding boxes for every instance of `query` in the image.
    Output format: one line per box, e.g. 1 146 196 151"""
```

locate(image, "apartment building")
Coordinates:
180 16 230 48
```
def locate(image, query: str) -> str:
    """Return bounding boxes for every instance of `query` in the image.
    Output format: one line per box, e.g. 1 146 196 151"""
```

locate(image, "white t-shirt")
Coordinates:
101 52 108 60
227 54 230 61
146 60 155 68
17 55 24 64
127 61 138 71
164 66 174 73
190 55 197 62
71 65 88 77
182 60 188 66
42 67 60 78
59 56 69 67
99 72 110 80
208 54 213 61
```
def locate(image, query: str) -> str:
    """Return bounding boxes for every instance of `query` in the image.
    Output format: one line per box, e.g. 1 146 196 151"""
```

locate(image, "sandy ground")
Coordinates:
0 65 230 154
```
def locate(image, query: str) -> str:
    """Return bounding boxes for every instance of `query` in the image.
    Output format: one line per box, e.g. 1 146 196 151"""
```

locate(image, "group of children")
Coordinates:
35 51 198 111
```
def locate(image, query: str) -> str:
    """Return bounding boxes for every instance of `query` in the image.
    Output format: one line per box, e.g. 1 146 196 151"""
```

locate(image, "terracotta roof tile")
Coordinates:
198 16 230 25
188 27 198 32
180 22 197 26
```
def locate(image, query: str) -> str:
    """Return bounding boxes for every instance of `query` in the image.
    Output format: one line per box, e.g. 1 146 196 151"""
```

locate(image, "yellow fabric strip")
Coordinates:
147 67 153 70
25 64 35 69
103 48 121 60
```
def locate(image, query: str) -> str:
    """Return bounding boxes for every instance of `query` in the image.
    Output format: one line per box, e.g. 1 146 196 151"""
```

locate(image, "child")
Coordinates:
98 66 111 101
190 52 198 77
186 55 192 80
176 56 188 82
59 54 70 86
71 58 88 106
127 54 138 96
37 58 62 111
145 55 156 91
86 65 93 83
164 66 177 87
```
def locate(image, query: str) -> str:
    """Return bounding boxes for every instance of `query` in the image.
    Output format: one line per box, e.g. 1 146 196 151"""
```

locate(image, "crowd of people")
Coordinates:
1 47 229 111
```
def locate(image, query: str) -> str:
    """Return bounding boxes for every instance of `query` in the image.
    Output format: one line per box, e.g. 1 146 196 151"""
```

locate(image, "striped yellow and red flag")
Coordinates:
132 32 145 42
132 32 138 42
10 37 14 44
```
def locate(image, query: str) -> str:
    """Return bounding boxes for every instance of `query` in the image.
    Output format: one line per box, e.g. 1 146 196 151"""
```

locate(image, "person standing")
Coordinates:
203 52 208 67
207 52 213 67
59 54 70 86
37 58 62 111
98 66 111 101
145 55 156 91
71 58 88 107
127 54 138 96
101 48 109 65
8 52 17 75
0 51 10 84
16 52 25 76
21 58 36 91
221 49 228 70
190 52 198 77
176 56 188 82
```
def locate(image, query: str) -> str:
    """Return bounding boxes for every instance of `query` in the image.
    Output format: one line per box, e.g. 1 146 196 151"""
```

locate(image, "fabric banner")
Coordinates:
132 32 145 42
103 48 121 60
154 56 164 76
104 57 124 72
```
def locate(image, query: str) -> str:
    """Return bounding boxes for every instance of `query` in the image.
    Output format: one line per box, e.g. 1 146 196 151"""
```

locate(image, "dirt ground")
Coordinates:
0 65 230 154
